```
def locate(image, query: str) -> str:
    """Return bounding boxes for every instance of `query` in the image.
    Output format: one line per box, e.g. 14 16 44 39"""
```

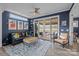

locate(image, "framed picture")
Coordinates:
18 21 23 30
24 22 28 30
73 20 78 27
8 19 16 30
61 20 66 26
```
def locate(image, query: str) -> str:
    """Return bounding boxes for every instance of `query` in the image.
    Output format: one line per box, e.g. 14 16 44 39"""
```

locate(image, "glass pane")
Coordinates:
9 13 28 21
39 24 44 32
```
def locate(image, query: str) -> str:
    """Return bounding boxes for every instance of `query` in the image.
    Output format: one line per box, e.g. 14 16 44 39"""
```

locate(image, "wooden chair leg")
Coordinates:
62 44 65 48
67 43 70 48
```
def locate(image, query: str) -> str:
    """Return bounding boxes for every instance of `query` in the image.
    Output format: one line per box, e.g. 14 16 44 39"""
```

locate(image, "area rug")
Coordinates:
3 39 51 56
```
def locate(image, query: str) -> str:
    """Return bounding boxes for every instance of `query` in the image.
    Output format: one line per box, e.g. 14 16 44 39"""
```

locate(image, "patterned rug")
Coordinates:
3 39 51 56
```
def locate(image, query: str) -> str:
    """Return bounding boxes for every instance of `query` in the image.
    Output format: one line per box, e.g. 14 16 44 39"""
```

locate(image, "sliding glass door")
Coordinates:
34 16 59 42
44 20 51 41
50 18 59 41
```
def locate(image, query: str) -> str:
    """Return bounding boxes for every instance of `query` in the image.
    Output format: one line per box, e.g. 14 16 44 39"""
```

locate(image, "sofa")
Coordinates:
8 32 29 45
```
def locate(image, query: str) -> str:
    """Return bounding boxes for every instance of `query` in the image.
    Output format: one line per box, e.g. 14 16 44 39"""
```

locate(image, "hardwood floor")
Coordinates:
0 39 79 56
45 42 79 56
0 47 8 56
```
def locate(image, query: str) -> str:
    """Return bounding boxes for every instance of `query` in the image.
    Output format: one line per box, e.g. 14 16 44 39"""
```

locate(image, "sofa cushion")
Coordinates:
25 32 28 36
54 33 68 44
12 33 20 39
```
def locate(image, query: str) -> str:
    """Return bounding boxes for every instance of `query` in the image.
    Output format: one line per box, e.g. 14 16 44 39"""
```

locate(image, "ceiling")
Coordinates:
1 3 72 18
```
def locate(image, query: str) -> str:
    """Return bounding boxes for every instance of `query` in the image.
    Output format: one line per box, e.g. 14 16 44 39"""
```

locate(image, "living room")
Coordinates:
0 3 79 56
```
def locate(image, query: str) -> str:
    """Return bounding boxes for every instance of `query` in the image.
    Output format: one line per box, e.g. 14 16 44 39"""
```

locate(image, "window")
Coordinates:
9 13 28 21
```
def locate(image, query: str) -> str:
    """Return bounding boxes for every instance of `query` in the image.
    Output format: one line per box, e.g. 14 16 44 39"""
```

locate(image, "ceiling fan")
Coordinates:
31 8 40 16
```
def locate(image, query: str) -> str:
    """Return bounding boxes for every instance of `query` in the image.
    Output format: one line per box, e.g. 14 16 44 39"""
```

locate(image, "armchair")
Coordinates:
54 33 69 48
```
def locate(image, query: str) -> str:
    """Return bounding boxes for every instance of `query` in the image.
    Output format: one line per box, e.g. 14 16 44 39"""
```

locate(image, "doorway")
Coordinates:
34 15 59 42
70 18 79 51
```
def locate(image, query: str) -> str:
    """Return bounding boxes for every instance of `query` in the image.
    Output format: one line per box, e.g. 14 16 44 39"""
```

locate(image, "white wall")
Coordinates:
0 4 4 47
0 7 2 47
0 4 6 47
69 3 79 45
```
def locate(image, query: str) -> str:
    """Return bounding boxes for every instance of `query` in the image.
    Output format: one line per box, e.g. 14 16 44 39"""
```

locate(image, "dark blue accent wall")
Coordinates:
32 10 70 33
2 11 9 44
73 17 79 37
2 11 31 45
29 19 34 36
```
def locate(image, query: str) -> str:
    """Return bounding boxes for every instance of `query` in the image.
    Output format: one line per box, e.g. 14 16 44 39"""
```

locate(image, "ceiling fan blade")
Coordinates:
35 8 40 12
29 8 40 16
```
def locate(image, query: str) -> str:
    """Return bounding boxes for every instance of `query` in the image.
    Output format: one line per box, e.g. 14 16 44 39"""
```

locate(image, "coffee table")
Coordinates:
23 37 38 46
